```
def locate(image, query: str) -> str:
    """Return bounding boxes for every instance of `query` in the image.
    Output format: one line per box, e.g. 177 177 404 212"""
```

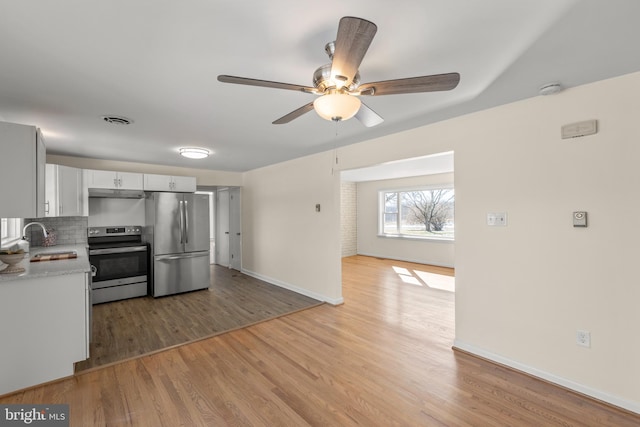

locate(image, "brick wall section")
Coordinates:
341 182 357 257
24 216 88 247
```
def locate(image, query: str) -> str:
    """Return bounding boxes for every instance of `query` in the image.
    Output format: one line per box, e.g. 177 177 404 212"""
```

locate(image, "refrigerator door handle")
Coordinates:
184 200 189 244
179 200 184 244
156 252 209 261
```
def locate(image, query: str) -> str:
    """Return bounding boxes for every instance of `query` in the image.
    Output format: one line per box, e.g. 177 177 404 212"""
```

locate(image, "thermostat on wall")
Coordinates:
561 120 597 139
573 211 587 227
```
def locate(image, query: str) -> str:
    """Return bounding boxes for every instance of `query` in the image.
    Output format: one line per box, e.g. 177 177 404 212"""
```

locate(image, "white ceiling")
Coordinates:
1 0 640 173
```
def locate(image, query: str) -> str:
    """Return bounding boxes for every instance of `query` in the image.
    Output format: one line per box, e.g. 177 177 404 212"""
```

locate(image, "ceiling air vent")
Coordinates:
102 115 133 125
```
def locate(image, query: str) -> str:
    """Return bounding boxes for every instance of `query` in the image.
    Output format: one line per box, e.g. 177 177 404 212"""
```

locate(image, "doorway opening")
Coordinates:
339 151 455 290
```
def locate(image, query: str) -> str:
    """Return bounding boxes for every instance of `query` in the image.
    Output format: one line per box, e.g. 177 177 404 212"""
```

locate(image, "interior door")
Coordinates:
216 188 230 267
229 187 242 271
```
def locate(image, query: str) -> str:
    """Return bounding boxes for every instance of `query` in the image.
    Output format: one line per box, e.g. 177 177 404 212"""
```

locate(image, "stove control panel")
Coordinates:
88 226 142 236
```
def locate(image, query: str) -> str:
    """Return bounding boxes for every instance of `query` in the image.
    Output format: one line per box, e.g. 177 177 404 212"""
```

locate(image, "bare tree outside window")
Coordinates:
381 188 454 239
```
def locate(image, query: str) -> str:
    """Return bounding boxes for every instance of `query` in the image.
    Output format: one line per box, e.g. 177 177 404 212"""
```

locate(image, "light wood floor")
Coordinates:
2 256 639 426
76 264 322 371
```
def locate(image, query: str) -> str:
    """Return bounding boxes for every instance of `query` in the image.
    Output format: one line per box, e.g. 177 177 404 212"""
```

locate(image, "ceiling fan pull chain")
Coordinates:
330 118 340 175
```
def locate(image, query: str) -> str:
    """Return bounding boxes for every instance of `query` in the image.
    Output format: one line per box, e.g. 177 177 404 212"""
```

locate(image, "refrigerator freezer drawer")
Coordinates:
153 251 210 297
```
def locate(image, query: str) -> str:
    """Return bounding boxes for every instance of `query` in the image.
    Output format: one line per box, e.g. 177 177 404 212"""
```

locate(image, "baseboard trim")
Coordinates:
453 339 639 415
356 251 454 269
241 268 344 306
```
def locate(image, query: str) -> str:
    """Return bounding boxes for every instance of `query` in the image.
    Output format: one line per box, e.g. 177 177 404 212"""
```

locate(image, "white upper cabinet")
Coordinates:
84 169 143 190
143 173 196 192
45 164 84 217
0 121 46 218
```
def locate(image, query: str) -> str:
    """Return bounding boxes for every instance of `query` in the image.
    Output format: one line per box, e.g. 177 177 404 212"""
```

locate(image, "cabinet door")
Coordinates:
86 169 119 189
35 129 46 217
143 173 172 191
45 164 59 217
0 121 44 218
58 165 82 216
45 165 83 216
117 172 143 190
172 176 197 192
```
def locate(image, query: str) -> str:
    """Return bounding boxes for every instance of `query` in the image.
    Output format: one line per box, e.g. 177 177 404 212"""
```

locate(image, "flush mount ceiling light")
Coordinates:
539 82 563 96
179 147 210 159
102 115 133 125
313 90 362 122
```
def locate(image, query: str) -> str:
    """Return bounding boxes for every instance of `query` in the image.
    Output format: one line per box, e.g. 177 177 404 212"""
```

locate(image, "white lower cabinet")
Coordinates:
0 272 89 395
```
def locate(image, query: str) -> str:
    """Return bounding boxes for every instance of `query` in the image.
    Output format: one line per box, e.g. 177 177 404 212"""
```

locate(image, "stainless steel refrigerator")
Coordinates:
145 192 210 297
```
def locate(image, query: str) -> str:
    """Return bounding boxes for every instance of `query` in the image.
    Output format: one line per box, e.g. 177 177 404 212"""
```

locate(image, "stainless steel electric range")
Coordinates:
88 226 149 304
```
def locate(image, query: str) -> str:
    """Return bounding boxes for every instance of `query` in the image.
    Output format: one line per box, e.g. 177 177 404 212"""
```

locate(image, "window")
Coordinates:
1 218 22 247
380 188 454 240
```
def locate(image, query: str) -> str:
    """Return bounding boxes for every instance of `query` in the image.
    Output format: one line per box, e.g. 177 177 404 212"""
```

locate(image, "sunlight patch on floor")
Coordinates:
415 270 455 292
392 265 455 292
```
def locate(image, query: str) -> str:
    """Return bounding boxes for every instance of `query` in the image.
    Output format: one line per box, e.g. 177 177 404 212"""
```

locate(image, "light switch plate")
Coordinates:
487 212 507 226
573 211 587 227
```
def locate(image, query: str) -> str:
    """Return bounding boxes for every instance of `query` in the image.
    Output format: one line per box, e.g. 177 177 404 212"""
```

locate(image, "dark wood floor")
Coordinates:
75 264 322 371
3 256 638 426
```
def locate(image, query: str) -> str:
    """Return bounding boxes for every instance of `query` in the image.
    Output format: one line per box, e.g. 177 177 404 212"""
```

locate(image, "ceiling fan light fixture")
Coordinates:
313 92 361 122
179 147 210 159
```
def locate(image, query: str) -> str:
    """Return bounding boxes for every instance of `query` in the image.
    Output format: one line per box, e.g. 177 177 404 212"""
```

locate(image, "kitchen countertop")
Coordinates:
0 244 90 282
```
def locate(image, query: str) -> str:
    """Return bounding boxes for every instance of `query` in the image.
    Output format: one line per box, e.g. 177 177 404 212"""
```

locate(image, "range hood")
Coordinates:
88 188 145 199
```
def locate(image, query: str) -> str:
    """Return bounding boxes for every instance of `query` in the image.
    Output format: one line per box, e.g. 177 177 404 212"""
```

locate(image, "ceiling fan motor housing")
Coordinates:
313 63 360 92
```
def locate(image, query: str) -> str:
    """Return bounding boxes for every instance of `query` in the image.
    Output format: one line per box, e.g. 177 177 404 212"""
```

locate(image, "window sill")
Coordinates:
1 237 21 249
377 234 454 243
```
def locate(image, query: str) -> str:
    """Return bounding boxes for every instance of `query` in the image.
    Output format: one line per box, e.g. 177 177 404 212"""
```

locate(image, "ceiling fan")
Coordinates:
218 16 460 127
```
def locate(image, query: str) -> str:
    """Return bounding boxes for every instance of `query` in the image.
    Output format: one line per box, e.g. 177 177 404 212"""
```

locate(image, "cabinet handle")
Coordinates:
118 178 122 187
113 178 118 187
45 201 49 214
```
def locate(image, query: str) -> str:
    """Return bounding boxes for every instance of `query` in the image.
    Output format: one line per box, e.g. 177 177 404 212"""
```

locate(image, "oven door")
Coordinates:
89 245 148 289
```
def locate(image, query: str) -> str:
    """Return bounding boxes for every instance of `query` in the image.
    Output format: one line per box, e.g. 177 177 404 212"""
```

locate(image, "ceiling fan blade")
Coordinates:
331 17 377 87
355 102 384 127
272 102 315 124
218 75 317 94
358 73 460 96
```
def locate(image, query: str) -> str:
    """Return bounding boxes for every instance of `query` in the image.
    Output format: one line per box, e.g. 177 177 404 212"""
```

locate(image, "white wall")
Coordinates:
242 151 342 304
356 173 455 267
242 71 640 412
451 73 640 412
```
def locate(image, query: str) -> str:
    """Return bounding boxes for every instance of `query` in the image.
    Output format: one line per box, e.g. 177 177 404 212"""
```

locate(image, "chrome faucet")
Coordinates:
23 222 48 239
18 222 49 252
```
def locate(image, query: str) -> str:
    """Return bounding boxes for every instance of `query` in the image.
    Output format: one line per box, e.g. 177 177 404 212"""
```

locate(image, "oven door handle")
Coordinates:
89 246 148 255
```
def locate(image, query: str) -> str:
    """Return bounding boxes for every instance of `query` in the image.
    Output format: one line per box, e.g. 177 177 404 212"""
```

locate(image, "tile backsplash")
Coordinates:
24 217 88 247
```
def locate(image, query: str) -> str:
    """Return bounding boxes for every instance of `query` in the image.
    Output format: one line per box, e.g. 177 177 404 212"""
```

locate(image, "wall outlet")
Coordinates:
576 330 591 348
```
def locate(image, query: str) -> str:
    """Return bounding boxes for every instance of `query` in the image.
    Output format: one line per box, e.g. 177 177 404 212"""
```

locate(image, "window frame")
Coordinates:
378 185 455 241
1 218 23 248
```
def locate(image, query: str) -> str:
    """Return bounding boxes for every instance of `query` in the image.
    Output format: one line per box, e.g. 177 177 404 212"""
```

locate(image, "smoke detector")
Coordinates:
539 83 563 96
102 115 133 125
